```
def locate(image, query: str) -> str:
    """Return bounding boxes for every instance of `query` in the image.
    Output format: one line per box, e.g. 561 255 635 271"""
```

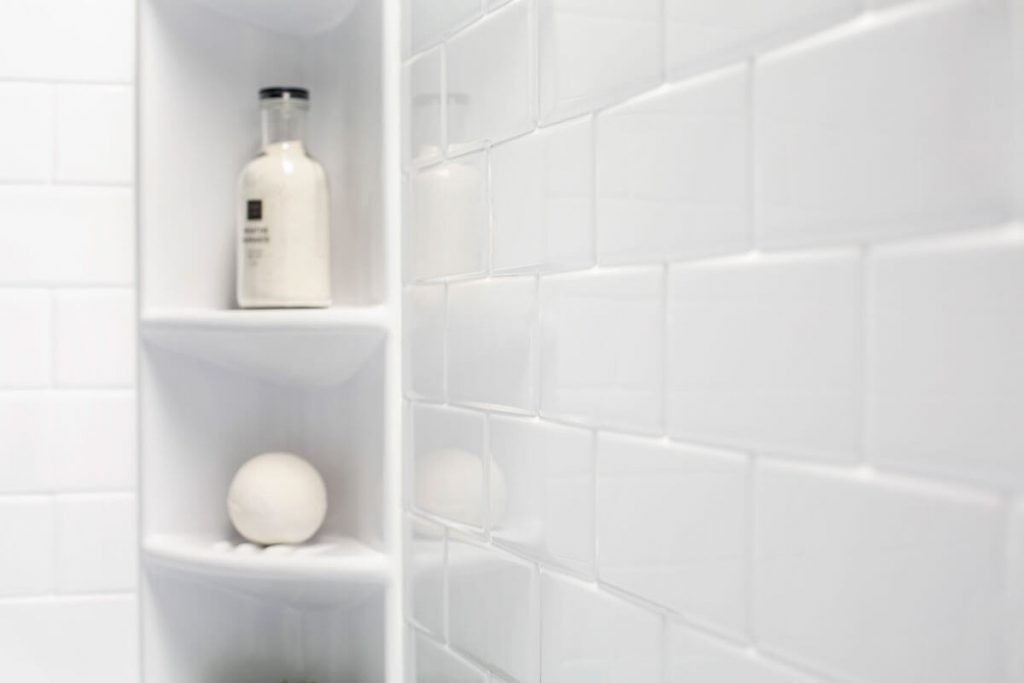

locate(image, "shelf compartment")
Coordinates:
141 307 388 387
189 0 361 36
144 534 389 606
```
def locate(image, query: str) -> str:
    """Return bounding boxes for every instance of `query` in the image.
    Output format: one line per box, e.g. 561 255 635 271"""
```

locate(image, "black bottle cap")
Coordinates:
259 87 310 101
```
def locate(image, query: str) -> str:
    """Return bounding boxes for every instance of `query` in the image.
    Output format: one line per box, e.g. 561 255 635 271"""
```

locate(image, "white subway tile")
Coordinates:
541 572 663 682
0 596 138 680
869 226 1024 490
669 624 816 683
0 0 134 82
540 268 664 434
413 632 487 683
0 290 50 388
598 435 747 634
408 0 481 53
404 285 446 401
409 155 487 281
55 85 134 184
667 250 861 460
0 187 133 285
666 0 858 77
47 391 136 492
489 415 592 575
55 494 137 593
597 67 748 266
448 537 539 683
447 1 533 152
53 290 135 388
754 461 1004 683
404 48 443 167
1011 502 1024 683
0 497 53 596
491 119 594 273
0 392 135 493
0 395 51 492
447 277 538 411
413 404 487 527
756 1 1013 247
538 0 662 123
407 515 446 635
0 84 53 182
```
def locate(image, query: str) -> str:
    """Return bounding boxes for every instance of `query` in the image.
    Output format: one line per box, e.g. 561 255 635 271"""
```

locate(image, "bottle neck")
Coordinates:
260 98 309 149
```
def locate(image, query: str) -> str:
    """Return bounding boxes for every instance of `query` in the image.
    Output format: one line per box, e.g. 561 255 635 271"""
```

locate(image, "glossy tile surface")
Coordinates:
538 0 661 123
540 267 664 433
869 226 1024 490
541 572 663 682
668 250 861 459
755 461 1004 683
491 118 594 273
598 435 747 633
447 277 538 411
413 404 488 528
490 415 593 574
597 67 748 265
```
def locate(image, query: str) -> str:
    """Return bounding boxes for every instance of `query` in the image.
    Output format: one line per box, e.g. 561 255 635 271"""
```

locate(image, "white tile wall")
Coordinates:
53 289 136 388
538 0 662 123
0 597 138 681
869 225 1024 491
668 250 862 460
55 85 134 184
413 630 487 683
540 267 663 433
669 624 816 683
407 515 446 634
665 0 858 77
447 277 538 411
0 497 54 596
404 0 1024 679
0 290 51 387
409 154 487 282
491 117 594 273
597 434 747 635
446 0 534 153
403 47 443 167
755 0 1013 247
55 493 137 593
0 187 133 285
447 535 539 682
413 404 488 527
489 415 592 575
755 461 1004 683
0 0 136 676
0 84 54 183
540 572 663 682
597 66 749 265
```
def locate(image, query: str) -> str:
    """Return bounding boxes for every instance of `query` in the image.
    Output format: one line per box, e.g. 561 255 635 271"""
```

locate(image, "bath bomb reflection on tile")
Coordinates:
416 448 507 528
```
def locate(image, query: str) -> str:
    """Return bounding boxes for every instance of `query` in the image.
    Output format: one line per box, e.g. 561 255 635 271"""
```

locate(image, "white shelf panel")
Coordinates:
189 0 361 36
142 307 388 386
144 534 389 606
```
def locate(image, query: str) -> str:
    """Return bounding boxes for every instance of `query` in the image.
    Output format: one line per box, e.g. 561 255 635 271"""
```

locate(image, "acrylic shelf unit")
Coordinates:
137 0 402 681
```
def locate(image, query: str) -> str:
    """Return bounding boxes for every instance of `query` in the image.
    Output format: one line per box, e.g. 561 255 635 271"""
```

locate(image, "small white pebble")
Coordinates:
263 544 297 556
212 541 233 553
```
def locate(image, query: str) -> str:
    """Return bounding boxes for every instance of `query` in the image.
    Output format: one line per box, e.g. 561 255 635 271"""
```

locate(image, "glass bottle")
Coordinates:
237 87 331 308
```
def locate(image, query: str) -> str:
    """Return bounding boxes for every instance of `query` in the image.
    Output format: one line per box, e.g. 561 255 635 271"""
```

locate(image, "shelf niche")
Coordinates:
139 0 392 680
140 0 385 311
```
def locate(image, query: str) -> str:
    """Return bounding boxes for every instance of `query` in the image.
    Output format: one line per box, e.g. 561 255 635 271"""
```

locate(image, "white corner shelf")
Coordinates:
144 534 389 606
141 307 389 387
189 0 361 36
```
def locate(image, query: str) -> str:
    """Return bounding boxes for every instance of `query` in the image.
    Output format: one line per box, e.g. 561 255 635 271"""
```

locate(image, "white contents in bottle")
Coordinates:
237 87 331 308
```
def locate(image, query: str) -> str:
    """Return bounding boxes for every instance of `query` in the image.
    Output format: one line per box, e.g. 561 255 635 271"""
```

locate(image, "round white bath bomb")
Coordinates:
227 452 327 545
415 448 506 525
